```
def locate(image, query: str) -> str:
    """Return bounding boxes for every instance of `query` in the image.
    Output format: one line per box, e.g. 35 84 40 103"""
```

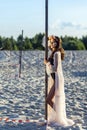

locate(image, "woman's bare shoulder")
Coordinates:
54 51 60 55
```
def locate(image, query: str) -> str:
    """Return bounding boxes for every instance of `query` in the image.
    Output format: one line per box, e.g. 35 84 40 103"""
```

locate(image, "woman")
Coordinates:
44 36 74 127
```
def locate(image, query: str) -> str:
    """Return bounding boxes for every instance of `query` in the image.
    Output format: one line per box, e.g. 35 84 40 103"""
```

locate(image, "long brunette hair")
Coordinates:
48 36 65 61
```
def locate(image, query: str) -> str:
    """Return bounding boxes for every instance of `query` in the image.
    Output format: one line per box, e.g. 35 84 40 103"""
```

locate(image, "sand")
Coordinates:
0 50 87 130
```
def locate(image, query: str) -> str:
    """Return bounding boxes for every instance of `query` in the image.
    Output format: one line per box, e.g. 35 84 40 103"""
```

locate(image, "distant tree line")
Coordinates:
61 35 86 50
0 33 87 50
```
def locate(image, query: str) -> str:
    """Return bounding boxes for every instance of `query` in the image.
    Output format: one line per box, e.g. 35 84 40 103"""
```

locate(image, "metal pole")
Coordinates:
45 0 48 120
19 30 23 78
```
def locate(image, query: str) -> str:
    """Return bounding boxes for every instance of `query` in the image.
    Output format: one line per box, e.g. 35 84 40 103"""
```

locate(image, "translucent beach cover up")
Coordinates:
46 51 74 127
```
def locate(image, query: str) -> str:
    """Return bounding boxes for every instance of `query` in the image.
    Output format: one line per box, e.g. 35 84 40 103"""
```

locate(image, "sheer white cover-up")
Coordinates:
46 51 74 127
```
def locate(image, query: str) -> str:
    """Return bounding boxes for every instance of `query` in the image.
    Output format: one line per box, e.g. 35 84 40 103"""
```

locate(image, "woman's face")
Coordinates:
48 40 53 50
48 36 56 51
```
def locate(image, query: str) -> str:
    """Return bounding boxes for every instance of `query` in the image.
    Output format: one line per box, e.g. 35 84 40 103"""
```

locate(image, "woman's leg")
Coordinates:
46 81 55 109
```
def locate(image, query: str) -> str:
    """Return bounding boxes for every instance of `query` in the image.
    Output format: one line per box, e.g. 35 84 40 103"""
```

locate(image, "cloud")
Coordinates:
50 20 87 30
49 20 87 38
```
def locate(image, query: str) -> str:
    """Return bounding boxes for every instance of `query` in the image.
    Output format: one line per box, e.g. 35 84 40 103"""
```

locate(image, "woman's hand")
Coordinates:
44 58 48 65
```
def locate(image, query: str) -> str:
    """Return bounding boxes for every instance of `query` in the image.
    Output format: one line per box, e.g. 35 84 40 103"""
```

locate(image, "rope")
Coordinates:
0 117 38 124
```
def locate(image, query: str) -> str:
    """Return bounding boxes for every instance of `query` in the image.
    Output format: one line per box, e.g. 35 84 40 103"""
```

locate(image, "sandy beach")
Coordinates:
0 51 87 130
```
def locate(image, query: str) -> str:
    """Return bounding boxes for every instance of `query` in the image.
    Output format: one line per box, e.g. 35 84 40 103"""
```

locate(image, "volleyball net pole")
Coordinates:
19 30 23 78
45 0 48 120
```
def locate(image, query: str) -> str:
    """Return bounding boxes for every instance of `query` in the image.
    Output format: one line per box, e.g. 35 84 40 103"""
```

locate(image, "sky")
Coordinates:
0 0 87 39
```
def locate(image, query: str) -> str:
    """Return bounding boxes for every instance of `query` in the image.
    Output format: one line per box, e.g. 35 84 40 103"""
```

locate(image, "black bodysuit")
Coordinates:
48 57 55 80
